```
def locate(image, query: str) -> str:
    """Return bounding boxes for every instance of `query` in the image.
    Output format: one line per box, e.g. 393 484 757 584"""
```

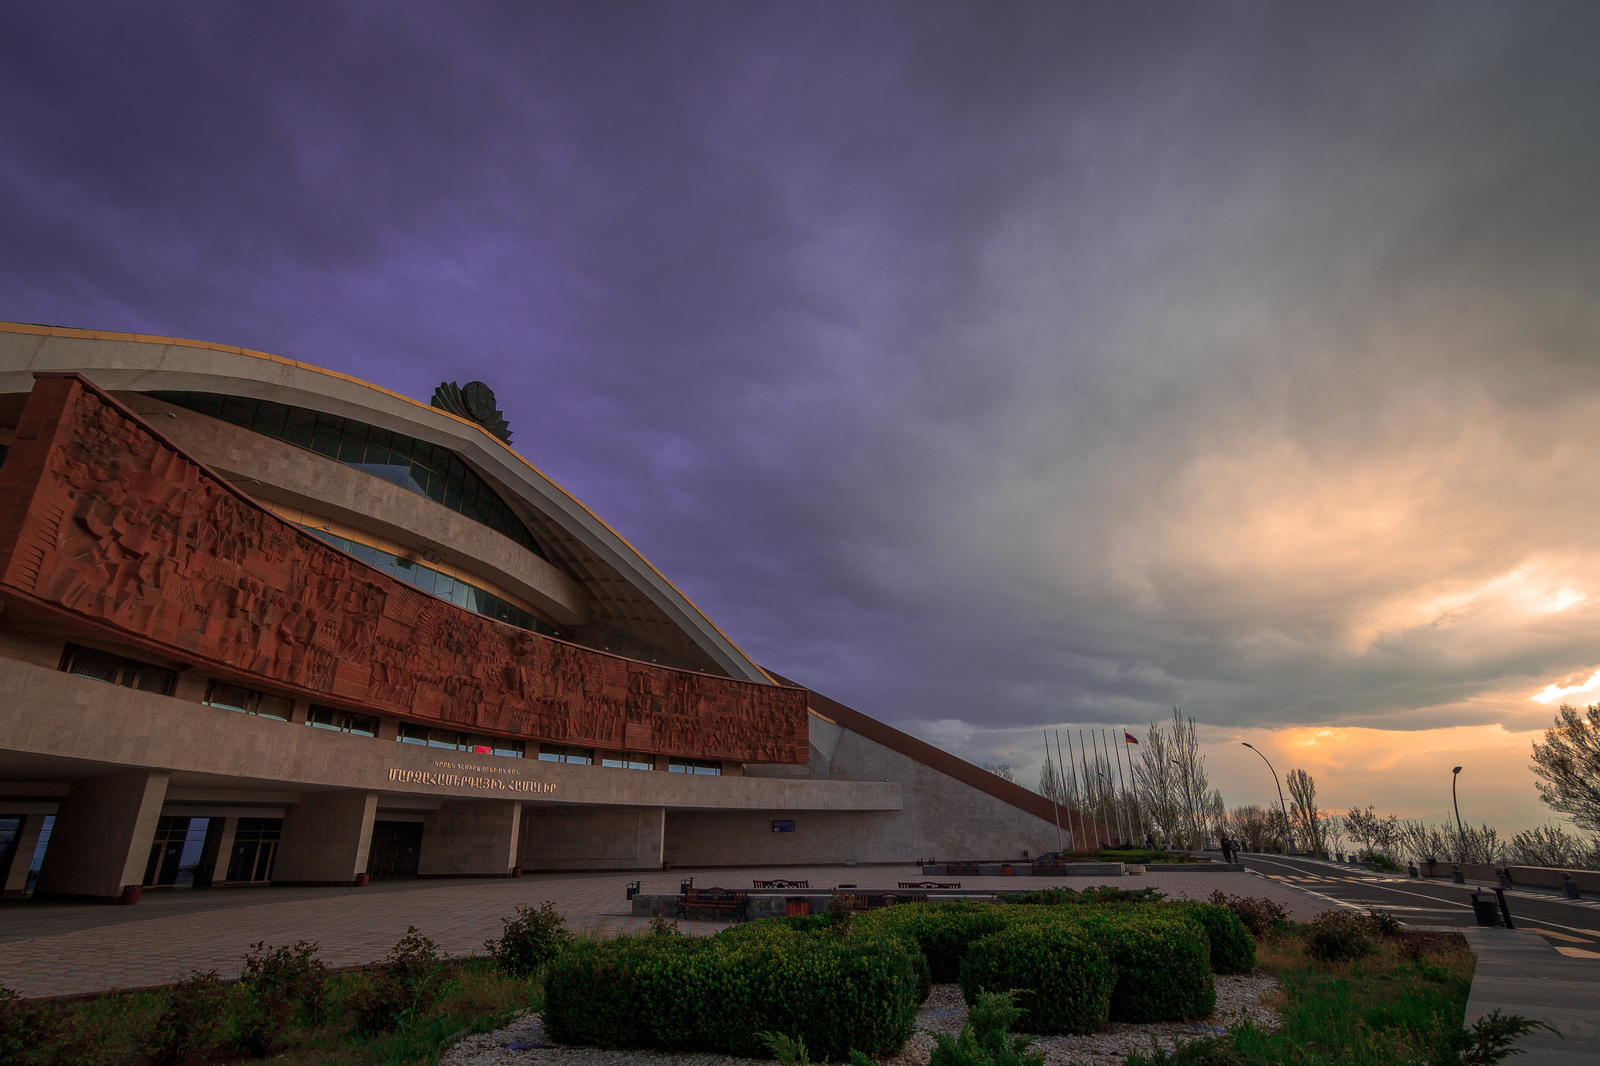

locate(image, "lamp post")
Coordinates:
1451 766 1466 862
1242 742 1294 854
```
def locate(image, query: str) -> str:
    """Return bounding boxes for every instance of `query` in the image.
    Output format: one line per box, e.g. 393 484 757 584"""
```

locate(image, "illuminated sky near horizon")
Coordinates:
3 3 1599 828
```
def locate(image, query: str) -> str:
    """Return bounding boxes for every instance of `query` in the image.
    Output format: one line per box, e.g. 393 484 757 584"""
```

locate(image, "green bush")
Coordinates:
1205 891 1289 938
716 918 930 1004
856 901 1008 981
1000 885 1166 906
145 970 226 1066
929 989 1045 1066
1305 911 1378 962
486 901 573 977
959 924 1114 1034
229 939 330 1056
1172 904 1255 975
0 985 100 1066
1073 911 1215 1023
345 926 452 1036
543 931 921 1060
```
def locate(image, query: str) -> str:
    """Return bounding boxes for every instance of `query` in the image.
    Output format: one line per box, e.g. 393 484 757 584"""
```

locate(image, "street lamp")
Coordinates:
1242 742 1295 854
1451 766 1466 862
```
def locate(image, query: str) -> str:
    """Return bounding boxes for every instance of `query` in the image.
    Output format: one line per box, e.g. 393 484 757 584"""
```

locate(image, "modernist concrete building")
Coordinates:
0 322 1094 903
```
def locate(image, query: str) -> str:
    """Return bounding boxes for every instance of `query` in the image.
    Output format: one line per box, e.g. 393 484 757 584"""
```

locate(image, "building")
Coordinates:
0 322 1094 904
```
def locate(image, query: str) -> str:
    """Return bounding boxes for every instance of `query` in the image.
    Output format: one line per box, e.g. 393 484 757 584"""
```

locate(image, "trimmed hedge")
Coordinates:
959 924 1115 1034
855 901 1008 982
542 931 921 1060
1071 910 1215 1023
1172 902 1256 975
715 918 931 1003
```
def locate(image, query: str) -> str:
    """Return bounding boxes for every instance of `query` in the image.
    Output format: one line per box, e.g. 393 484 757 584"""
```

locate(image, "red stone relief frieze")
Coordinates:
0 375 805 762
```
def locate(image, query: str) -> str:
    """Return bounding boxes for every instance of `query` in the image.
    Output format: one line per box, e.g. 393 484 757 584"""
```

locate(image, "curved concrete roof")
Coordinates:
0 321 773 684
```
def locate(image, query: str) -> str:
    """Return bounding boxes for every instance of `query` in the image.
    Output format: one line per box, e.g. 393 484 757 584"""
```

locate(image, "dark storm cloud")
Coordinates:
6 2 1600 798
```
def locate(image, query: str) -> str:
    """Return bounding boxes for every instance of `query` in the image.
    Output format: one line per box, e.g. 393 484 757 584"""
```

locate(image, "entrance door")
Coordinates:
226 818 282 883
366 821 423 878
143 817 212 887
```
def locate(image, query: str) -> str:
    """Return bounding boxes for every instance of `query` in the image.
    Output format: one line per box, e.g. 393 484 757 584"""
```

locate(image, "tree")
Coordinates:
983 762 1017 784
1036 757 1067 804
1286 768 1325 856
1531 704 1600 833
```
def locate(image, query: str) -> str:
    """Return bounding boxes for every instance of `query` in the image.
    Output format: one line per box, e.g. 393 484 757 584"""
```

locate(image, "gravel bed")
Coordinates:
443 975 1280 1066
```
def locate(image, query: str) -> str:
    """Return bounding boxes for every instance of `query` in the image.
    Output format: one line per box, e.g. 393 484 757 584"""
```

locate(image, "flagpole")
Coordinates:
1113 726 1135 846
1043 729 1062 852
1063 729 1084 850
1077 729 1098 846
1098 729 1123 846
1121 727 1142 846
1057 729 1079 851
1100 729 1129 847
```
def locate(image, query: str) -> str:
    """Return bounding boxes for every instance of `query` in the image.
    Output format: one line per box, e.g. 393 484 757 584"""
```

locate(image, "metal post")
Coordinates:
1055 730 1078 852
1078 729 1098 847
1451 766 1466 863
1113 727 1135 845
1043 730 1062 853
1242 742 1293 854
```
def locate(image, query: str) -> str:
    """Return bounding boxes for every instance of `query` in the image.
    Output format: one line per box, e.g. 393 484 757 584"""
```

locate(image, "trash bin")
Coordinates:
1470 893 1501 927
786 898 810 917
626 879 642 901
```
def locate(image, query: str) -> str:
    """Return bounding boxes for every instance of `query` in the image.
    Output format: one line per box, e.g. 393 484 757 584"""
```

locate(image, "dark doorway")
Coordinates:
366 821 423 878
143 816 212 887
227 818 281 883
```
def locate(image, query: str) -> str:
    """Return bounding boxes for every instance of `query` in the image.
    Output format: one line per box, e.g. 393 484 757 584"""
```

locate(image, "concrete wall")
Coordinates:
34 770 168 901
703 722 1072 866
274 790 377 885
520 804 664 871
420 800 521 877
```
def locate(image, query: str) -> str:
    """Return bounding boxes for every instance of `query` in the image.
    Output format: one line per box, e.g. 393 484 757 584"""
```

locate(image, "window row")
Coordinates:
397 723 526 758
301 527 555 636
58 647 723 774
146 391 545 558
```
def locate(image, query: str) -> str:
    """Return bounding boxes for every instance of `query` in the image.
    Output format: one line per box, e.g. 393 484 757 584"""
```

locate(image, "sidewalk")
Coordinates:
1464 927 1600 1065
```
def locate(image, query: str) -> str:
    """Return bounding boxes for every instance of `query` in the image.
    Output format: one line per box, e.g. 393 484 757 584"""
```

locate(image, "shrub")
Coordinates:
542 937 670 1048
144 970 226 1066
487 901 573 977
1001 885 1166 907
856 901 1008 981
1073 911 1215 1023
959 924 1114 1034
1305 910 1379 962
543 930 922 1060
0 985 97 1065
231 940 329 1056
716 918 930 1004
1172 903 1256 975
929 989 1045 1066
1363 907 1403 936
1123 1033 1263 1064
345 926 452 1036
1205 891 1289 938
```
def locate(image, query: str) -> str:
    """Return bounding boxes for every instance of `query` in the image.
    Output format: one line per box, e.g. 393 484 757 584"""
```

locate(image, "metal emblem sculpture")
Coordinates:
432 380 512 443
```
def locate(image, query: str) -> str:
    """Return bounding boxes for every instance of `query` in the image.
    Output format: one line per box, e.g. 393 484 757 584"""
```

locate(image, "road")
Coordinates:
1237 853 1600 958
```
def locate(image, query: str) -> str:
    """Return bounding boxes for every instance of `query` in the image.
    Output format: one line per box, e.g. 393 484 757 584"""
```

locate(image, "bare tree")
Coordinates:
1037 756 1067 804
983 762 1017 784
1132 719 1182 844
1531 704 1600 833
1286 768 1325 856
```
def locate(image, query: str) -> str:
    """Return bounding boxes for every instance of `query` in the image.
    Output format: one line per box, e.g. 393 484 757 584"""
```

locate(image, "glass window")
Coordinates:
227 817 281 883
668 758 722 775
58 643 177 695
538 745 592 764
601 752 655 770
283 406 317 449
205 681 293 721
308 705 378 736
398 722 430 745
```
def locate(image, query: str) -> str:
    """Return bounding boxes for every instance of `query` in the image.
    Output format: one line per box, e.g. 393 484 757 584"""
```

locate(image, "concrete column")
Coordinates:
417 800 522 878
35 770 169 903
271 790 377 886
206 817 238 886
2 814 47 895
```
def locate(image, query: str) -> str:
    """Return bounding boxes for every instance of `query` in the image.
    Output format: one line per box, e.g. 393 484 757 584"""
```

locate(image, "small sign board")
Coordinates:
772 819 796 833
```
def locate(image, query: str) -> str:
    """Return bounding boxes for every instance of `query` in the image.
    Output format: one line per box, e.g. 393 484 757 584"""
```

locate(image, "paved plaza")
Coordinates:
0 865 1321 998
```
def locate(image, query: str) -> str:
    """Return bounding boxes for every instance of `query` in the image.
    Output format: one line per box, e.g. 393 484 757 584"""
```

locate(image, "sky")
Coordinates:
3 2 1599 831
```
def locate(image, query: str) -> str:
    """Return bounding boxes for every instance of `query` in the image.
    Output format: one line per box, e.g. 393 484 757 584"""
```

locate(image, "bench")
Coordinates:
943 863 982 876
898 881 960 889
753 878 809 888
679 887 748 920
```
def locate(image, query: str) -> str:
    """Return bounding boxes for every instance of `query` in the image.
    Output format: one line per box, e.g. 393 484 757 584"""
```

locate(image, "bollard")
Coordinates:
1452 864 1466 884
1560 872 1581 900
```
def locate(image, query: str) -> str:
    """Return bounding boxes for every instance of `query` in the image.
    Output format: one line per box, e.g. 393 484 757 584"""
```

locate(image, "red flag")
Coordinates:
1124 731 1139 744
